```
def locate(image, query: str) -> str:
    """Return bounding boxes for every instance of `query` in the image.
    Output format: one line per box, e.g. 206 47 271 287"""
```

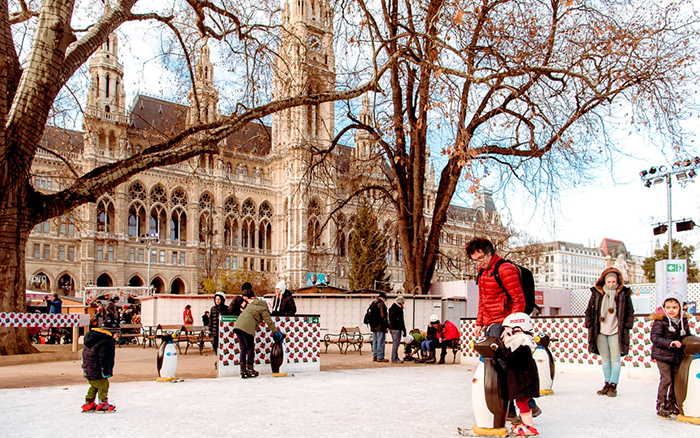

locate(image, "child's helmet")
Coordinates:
502 313 532 332
429 314 439 323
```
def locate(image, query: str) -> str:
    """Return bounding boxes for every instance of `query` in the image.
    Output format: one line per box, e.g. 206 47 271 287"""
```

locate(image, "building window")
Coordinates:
243 257 248 270
260 259 265 271
180 252 185 266
58 245 65 261
130 248 135 262
96 244 103 261
138 248 144 263
33 244 40 259
199 254 204 268
150 249 156 263
172 251 178 265
159 250 165 264
226 256 231 269
68 246 75 262
107 246 114 261
232 256 237 270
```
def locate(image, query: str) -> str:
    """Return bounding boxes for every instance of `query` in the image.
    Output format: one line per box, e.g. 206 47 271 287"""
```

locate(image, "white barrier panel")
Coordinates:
217 315 321 377
0 312 90 327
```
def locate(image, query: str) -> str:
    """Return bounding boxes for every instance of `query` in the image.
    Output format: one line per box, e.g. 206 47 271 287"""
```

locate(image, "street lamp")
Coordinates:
140 233 159 294
640 157 700 260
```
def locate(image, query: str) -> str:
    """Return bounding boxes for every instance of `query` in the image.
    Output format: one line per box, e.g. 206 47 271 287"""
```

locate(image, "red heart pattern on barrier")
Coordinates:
0 312 84 328
218 316 321 367
460 316 697 368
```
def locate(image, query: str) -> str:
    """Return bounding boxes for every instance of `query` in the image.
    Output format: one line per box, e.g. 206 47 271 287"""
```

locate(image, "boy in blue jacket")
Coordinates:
81 318 117 412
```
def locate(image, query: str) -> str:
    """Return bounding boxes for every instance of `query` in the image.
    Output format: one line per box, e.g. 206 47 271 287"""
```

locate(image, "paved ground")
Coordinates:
0 342 460 389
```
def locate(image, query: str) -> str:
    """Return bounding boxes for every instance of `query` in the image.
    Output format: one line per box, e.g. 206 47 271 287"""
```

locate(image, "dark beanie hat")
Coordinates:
378 292 387 299
242 289 255 299
242 282 253 292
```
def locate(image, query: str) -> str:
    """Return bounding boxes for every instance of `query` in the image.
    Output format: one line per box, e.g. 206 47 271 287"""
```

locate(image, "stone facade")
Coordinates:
25 0 503 296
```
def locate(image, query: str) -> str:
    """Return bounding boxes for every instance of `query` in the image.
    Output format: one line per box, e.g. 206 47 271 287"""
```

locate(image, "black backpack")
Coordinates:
477 259 537 315
364 300 382 326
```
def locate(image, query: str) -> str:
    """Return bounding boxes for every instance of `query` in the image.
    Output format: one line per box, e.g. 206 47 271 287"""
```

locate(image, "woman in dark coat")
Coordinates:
584 267 635 398
209 292 228 352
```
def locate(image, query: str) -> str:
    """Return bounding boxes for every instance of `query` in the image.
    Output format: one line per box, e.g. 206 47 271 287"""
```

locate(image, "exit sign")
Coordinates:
667 263 686 272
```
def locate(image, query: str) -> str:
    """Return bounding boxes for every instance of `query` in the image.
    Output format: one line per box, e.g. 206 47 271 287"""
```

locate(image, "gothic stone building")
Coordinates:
25 0 504 296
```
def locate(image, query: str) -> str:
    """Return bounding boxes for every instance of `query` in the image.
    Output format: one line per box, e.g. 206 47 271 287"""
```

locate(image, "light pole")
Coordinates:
640 157 699 260
141 233 159 325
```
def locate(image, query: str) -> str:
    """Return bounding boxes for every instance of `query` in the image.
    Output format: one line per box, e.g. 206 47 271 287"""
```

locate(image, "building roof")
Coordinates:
40 126 84 154
599 238 629 258
130 94 188 136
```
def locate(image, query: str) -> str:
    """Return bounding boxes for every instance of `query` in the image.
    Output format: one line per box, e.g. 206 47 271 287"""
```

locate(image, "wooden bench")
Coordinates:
142 324 183 348
323 326 366 354
176 325 213 355
117 323 143 347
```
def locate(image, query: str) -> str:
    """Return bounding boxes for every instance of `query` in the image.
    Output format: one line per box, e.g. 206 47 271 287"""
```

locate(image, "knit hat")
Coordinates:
242 289 255 299
275 280 286 291
662 292 686 336
241 282 252 292
378 292 387 300
396 295 405 304
214 291 226 302
604 272 618 282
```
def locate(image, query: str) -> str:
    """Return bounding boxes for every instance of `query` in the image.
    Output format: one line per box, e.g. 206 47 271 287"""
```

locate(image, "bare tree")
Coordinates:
0 0 389 354
322 0 700 295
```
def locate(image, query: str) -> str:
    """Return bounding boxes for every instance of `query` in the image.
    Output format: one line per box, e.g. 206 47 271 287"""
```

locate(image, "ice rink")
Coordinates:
0 363 697 437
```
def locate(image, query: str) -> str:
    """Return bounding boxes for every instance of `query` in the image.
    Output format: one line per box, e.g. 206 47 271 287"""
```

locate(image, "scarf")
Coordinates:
504 332 537 353
663 309 686 336
600 286 616 322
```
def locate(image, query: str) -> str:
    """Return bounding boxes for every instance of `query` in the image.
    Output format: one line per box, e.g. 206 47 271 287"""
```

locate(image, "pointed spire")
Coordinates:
359 93 372 125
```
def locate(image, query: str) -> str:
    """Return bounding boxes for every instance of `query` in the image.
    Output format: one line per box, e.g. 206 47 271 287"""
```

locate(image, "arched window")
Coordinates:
150 205 167 236
338 233 346 258
199 210 212 243
128 202 146 237
96 198 114 232
59 214 75 236
242 217 255 249
170 187 187 208
224 216 238 247
171 207 187 241
258 220 272 251
308 218 320 248
149 183 168 205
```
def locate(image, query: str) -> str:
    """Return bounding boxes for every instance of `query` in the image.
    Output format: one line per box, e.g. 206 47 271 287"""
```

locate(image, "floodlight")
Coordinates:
689 170 697 179
676 220 695 232
653 224 668 235
672 161 682 170
649 167 658 174
640 170 648 178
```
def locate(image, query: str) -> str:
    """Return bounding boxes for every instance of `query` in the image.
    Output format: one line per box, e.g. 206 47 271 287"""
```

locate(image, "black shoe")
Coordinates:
607 383 617 397
597 382 610 396
240 363 248 379
531 405 542 417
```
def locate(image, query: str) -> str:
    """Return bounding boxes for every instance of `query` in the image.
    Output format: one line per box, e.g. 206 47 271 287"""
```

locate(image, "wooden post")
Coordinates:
72 326 79 353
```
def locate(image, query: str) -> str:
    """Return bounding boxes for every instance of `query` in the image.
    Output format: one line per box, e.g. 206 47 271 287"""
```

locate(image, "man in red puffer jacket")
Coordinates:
466 238 526 338
466 237 541 421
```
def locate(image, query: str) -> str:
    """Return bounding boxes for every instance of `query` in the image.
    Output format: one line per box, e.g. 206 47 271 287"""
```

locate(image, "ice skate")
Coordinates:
81 398 96 413
247 362 259 378
656 397 671 417
95 398 116 413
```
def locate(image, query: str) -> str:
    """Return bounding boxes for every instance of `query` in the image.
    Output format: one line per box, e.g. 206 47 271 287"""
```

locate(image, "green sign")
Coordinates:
667 263 686 272
305 317 320 324
221 315 238 323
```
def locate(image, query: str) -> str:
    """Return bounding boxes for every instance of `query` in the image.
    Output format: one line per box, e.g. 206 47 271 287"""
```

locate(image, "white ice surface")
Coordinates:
0 364 696 438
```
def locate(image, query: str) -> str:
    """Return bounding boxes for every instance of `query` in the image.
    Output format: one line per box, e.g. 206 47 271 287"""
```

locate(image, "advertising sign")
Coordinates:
655 259 687 308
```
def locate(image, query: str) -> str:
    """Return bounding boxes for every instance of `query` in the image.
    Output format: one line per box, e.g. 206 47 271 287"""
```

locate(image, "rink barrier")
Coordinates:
217 314 321 377
460 315 698 368
0 312 91 353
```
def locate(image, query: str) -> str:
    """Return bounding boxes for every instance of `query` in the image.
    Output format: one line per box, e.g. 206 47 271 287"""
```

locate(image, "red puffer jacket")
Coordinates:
440 320 460 341
476 254 526 327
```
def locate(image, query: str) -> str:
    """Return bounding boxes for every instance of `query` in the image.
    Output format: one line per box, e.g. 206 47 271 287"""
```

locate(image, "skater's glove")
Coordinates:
273 331 286 342
103 375 112 378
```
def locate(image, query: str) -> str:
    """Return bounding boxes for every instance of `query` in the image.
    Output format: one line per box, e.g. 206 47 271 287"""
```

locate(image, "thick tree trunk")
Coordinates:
0 179 38 355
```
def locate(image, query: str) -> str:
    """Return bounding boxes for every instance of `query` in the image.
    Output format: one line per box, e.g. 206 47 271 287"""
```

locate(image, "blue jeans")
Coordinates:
596 333 621 384
372 331 386 360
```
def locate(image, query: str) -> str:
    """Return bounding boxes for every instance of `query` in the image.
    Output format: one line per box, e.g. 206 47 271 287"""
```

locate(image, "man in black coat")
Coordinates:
369 292 389 362
388 295 407 363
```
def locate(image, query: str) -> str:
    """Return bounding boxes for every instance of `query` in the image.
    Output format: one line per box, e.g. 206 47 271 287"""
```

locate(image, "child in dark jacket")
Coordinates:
650 292 691 417
493 312 540 436
81 318 116 412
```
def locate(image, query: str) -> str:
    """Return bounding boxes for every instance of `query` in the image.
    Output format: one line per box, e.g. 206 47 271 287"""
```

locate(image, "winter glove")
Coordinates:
103 375 112 378
273 331 286 342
